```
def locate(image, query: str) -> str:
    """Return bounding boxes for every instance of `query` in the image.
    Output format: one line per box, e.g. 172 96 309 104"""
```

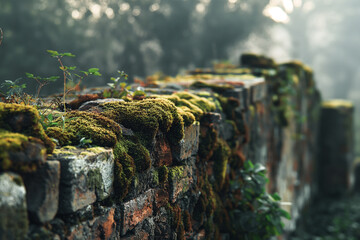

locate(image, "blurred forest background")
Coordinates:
1 0 360 154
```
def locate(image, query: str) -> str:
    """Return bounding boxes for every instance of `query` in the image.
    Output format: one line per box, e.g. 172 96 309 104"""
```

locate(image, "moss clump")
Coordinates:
46 111 121 147
0 131 46 173
125 139 151 173
101 99 184 145
158 165 169 184
113 141 136 200
113 138 151 200
0 102 55 153
169 165 185 181
176 107 196 127
211 139 231 190
240 53 276 68
190 80 234 94
174 92 216 113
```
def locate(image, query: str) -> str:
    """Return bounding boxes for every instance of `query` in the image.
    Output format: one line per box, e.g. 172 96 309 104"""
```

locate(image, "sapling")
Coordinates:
47 50 101 112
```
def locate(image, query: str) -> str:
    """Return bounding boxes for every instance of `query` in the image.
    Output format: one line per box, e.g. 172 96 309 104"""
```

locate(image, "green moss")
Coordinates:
113 141 135 200
152 169 159 185
240 53 276 68
190 80 234 94
211 139 231 190
112 138 151 200
125 139 151 173
158 165 169 184
101 99 184 144
46 111 121 148
174 92 216 113
0 102 55 153
87 168 104 199
169 166 185 181
0 131 43 172
176 107 196 127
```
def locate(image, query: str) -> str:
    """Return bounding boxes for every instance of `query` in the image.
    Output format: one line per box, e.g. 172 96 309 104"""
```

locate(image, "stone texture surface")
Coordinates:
0 172 28 240
49 147 114 214
78 98 124 111
23 160 60 223
122 189 154 235
66 207 118 240
153 131 173 167
172 122 200 162
169 165 194 203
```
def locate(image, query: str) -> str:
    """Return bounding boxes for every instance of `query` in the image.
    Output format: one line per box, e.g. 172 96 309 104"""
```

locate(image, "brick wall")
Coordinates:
0 54 323 239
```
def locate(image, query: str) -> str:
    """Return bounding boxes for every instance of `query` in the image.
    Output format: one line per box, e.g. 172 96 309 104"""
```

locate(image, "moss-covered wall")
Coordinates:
0 53 325 240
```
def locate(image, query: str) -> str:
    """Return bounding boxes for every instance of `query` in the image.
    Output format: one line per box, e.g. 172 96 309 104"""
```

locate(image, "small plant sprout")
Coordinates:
104 70 132 99
47 50 102 112
25 73 60 99
1 78 26 97
108 70 128 90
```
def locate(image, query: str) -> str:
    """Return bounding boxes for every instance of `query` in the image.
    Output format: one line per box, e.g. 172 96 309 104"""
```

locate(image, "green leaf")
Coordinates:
279 209 291 220
62 52 75 57
120 82 127 89
107 83 115 88
88 68 100 73
68 66 77 70
47 50 59 57
254 163 266 173
25 73 34 78
48 76 60 81
271 193 281 201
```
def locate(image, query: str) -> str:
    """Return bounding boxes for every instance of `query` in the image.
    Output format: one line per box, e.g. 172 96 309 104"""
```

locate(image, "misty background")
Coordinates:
1 0 359 153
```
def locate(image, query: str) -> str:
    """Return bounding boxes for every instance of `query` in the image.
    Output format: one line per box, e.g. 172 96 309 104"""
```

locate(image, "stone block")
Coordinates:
23 160 60 223
122 189 154 235
78 98 124 111
154 189 170 209
222 88 246 110
169 165 194 203
48 147 114 214
250 81 267 103
0 172 28 240
66 207 118 240
172 123 200 162
154 207 172 239
153 131 173 167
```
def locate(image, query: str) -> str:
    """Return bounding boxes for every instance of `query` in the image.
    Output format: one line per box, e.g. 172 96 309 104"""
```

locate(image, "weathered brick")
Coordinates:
153 131 173 166
49 147 114 214
122 189 154 235
172 123 200 162
66 207 118 240
154 189 170 209
23 160 60 223
169 165 194 203
0 172 28 240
